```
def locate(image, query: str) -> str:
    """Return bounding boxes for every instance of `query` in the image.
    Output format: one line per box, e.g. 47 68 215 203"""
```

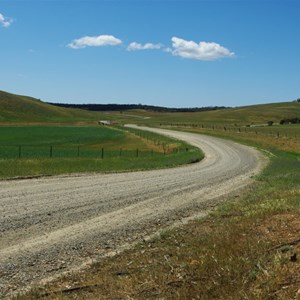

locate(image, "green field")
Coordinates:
0 126 124 146
0 125 202 178
0 126 123 159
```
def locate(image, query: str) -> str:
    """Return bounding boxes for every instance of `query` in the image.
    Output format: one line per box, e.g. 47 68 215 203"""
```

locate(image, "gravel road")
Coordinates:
0 127 265 297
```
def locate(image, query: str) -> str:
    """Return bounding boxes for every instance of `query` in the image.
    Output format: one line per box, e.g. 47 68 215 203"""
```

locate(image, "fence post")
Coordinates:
101 148 104 159
50 146 53 158
136 148 139 157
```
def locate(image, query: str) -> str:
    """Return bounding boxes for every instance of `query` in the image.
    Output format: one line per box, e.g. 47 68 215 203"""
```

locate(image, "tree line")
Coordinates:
48 103 229 113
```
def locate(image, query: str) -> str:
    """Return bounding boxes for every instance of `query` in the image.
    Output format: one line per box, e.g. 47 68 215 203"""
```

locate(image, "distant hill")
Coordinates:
1 90 299 126
129 101 300 126
47 103 229 113
199 101 300 125
48 102 300 126
0 91 99 123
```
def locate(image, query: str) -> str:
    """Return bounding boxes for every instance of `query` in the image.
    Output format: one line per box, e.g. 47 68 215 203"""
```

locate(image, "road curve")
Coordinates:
0 127 265 297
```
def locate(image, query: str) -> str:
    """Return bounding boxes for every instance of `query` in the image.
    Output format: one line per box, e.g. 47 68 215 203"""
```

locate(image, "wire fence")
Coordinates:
0 145 190 160
161 123 300 140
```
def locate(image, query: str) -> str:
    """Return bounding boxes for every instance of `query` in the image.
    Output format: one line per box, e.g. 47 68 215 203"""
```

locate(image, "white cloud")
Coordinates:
171 37 234 61
127 42 162 51
0 13 13 28
68 35 122 49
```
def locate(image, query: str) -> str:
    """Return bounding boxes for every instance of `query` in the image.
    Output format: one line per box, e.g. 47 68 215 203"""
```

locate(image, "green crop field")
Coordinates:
0 126 124 147
0 126 125 159
0 125 202 178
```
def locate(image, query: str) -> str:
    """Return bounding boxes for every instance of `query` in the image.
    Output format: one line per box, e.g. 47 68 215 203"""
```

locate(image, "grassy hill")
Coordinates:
105 102 300 127
201 101 300 125
0 90 100 123
1 90 299 126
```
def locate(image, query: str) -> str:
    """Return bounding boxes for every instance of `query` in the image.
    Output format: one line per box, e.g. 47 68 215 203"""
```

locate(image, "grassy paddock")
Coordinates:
0 125 202 178
16 125 300 300
0 126 124 147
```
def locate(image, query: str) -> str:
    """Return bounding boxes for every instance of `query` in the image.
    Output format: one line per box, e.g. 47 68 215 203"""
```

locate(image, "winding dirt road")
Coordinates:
0 127 265 297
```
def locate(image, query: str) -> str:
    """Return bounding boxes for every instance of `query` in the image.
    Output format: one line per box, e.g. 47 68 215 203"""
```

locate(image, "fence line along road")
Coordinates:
0 145 189 159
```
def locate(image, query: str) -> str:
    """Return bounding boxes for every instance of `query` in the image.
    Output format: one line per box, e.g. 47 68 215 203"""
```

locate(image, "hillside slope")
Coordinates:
1 90 299 126
204 101 300 125
109 101 300 126
0 91 99 123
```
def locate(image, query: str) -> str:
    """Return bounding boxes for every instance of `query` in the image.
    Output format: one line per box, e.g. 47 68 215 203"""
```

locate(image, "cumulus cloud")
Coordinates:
171 37 234 61
127 42 162 51
68 35 122 49
0 13 13 28
66 34 235 62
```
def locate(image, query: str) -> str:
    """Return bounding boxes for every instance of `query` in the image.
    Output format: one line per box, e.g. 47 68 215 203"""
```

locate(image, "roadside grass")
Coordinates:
14 126 300 300
0 150 201 179
0 125 202 179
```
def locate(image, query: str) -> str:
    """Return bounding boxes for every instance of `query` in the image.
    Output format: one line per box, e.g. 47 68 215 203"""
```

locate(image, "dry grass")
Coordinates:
169 125 300 154
20 205 300 299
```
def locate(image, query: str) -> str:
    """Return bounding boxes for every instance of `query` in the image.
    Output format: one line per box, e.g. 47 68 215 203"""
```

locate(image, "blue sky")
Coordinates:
1 0 300 107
